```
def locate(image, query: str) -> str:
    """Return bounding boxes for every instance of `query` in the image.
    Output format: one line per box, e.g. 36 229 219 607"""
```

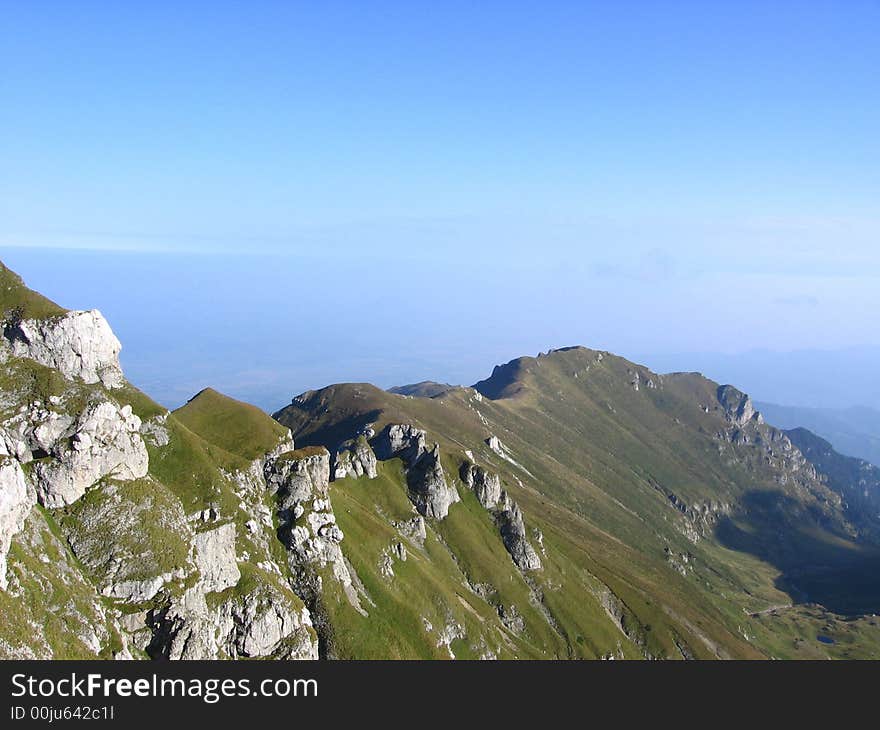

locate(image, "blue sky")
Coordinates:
1 2 879 409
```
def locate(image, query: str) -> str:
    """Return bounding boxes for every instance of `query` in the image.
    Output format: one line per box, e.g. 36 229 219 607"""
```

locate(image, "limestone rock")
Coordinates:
460 462 502 509
394 515 427 544
147 579 318 660
193 522 241 594
406 443 459 519
486 435 505 455
8 310 124 388
497 495 542 571
0 457 33 590
32 400 149 508
265 448 331 513
717 385 763 427
332 436 378 480
373 423 427 464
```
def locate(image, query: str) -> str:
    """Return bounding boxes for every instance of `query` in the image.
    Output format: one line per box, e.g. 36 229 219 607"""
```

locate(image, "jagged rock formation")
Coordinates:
0 458 31 590
461 461 541 571
332 436 378 480
373 424 459 519
496 494 542 571
146 573 317 660
6 262 880 660
7 310 124 388
265 447 361 632
460 462 502 509
31 401 149 508
0 269 320 660
373 423 428 462
717 385 764 427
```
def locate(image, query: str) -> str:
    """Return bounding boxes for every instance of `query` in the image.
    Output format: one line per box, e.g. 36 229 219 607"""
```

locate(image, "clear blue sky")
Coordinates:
1 2 878 409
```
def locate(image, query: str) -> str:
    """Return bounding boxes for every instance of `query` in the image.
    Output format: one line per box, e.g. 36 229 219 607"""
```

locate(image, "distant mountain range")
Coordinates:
3 260 880 660
756 402 880 467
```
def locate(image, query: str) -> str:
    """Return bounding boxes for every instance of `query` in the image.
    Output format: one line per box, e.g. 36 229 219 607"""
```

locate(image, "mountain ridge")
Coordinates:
3 260 880 659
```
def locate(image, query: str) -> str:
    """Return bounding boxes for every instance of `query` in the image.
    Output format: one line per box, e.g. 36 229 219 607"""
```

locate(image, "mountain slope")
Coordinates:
3 261 880 659
277 347 880 658
757 402 880 467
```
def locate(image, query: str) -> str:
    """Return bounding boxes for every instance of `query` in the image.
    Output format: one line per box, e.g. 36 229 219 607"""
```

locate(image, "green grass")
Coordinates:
173 387 289 462
324 461 554 659
278 347 880 658
0 261 66 321
0 509 120 658
58 477 192 590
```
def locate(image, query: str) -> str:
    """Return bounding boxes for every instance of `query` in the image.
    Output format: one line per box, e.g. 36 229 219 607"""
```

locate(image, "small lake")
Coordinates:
817 635 835 645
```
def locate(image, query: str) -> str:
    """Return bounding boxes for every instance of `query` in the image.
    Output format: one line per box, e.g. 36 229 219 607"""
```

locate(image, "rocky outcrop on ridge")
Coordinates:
0 458 31 590
265 447 362 628
372 424 459 519
7 310 124 389
332 436 378 480
460 461 541 571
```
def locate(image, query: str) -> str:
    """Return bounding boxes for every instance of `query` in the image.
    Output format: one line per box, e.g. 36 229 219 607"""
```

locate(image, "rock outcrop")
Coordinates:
373 424 459 519
265 447 331 513
459 460 541 571
332 436 378 480
146 575 318 660
373 423 428 463
193 522 241 594
265 447 359 613
717 385 763 427
7 310 124 389
460 463 502 509
406 443 459 519
31 401 149 508
0 457 32 589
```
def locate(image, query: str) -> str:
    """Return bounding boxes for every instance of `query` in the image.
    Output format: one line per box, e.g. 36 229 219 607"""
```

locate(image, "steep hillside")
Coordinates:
277 346 880 658
4 260 880 660
0 263 316 659
758 402 880 467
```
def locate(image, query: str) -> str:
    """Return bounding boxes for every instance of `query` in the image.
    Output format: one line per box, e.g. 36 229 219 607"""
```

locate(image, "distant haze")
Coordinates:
1 4 877 411
2 248 879 415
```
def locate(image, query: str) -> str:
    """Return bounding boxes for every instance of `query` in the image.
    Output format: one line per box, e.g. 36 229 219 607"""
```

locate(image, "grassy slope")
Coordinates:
278 347 880 658
0 262 66 320
174 387 290 462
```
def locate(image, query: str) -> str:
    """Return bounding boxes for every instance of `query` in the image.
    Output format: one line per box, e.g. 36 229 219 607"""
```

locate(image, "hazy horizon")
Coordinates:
2 3 878 411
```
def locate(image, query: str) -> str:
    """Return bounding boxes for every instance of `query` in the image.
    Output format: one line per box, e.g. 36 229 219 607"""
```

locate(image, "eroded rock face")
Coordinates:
8 311 124 389
373 424 427 464
459 460 541 571
332 437 378 480
0 458 33 590
717 385 763 427
407 443 459 519
32 401 149 508
146 578 318 660
193 522 240 594
266 448 359 612
497 495 542 572
265 449 331 512
460 462 502 509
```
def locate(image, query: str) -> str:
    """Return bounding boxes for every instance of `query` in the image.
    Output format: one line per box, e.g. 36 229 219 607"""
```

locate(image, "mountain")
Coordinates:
388 381 455 398
757 402 880 467
3 260 880 659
